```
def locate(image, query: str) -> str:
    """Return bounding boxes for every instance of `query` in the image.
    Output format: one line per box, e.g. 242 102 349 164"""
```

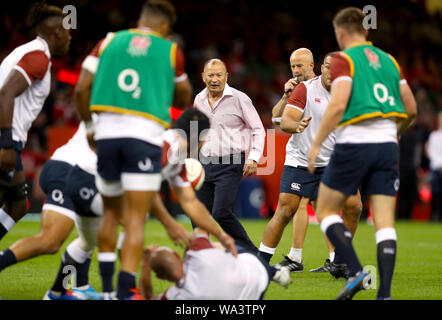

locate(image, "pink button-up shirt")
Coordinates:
194 83 265 162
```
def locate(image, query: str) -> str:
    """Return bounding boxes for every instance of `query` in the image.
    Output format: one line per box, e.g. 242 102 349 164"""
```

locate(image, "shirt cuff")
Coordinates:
248 150 261 163
272 117 281 124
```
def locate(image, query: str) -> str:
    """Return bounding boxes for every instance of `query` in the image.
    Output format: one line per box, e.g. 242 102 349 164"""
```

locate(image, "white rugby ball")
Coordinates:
184 158 205 191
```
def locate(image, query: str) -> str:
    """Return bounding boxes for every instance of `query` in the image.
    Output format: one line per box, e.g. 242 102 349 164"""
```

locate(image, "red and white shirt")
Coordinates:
330 50 407 144
161 129 191 188
158 235 269 300
0 36 51 144
284 75 335 168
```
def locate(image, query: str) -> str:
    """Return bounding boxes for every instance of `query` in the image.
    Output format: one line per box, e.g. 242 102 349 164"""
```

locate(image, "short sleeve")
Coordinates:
81 39 104 74
388 54 407 84
174 46 188 83
286 83 307 112
188 236 213 251
15 50 49 84
330 53 352 85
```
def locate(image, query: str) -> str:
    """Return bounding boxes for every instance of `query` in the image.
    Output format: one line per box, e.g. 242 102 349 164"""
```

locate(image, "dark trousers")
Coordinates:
196 153 257 252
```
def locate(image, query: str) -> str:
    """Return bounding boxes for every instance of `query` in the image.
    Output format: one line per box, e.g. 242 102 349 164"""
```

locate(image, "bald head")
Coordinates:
150 247 184 283
289 48 315 82
290 48 314 64
203 59 227 73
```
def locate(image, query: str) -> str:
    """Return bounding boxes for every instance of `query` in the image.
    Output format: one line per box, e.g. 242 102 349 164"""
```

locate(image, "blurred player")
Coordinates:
308 7 417 300
0 121 101 300
0 2 71 241
138 228 291 300
75 0 192 299
44 109 237 300
260 52 362 278
426 111 442 222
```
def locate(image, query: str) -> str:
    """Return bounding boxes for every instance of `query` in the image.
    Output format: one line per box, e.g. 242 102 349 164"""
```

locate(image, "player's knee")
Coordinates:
343 198 363 221
275 199 296 224
39 236 63 254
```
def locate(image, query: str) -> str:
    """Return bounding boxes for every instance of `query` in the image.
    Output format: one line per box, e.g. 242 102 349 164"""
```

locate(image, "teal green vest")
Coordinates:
90 29 177 128
338 42 407 127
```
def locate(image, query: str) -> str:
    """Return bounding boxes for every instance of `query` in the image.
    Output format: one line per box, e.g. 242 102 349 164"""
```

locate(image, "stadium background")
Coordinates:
1 0 441 222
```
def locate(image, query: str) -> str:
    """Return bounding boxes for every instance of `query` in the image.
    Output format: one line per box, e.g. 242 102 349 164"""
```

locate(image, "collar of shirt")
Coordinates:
202 83 234 111
36 36 51 59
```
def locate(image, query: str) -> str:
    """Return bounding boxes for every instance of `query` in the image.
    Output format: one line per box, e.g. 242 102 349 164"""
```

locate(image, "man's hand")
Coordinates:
283 78 299 97
218 232 238 257
165 221 191 248
307 142 320 174
295 116 312 133
0 148 16 173
243 159 258 176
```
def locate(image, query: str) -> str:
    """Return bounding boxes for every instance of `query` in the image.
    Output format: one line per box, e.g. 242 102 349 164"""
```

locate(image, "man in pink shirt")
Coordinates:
194 59 265 252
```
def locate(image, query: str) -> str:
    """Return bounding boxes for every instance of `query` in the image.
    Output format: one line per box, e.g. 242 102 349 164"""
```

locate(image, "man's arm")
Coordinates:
308 80 352 173
272 78 299 124
0 71 29 172
280 82 311 134
150 193 191 247
397 82 417 136
172 46 192 109
280 107 312 134
172 185 238 256
241 96 265 176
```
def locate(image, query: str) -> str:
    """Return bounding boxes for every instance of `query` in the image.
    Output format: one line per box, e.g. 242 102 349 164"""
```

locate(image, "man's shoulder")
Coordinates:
9 38 50 60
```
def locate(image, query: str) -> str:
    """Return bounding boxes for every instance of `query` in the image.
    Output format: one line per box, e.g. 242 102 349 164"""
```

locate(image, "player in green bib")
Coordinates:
308 7 417 300
74 0 192 300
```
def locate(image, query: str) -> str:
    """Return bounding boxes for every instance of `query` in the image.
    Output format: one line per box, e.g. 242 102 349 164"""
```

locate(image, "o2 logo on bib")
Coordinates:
118 69 141 99
373 83 395 106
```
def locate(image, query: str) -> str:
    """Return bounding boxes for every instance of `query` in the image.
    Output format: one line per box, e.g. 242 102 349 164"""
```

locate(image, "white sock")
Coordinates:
259 242 276 255
116 232 125 251
288 248 302 263
329 251 335 262
0 208 15 231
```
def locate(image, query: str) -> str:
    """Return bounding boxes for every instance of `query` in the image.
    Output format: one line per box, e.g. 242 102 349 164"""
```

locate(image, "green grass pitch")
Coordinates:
0 216 441 300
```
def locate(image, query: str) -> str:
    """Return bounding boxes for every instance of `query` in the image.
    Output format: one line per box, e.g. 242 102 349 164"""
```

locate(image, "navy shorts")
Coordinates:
280 165 326 200
321 143 399 196
65 165 101 217
96 138 161 180
0 141 24 188
39 160 76 220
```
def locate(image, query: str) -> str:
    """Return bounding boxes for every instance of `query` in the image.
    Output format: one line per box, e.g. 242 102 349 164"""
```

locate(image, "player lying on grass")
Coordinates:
138 228 292 300
44 109 238 300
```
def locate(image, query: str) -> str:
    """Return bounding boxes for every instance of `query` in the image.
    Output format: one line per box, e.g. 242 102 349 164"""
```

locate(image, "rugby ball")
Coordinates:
184 158 205 191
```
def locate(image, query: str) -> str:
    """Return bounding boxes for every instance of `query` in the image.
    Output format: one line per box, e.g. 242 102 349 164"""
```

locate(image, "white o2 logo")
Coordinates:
373 83 395 106
118 68 141 99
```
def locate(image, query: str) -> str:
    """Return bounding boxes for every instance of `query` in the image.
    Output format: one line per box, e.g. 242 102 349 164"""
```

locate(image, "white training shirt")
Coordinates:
161 129 191 188
160 235 269 300
427 129 442 170
50 115 98 175
0 36 51 145
284 76 335 168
